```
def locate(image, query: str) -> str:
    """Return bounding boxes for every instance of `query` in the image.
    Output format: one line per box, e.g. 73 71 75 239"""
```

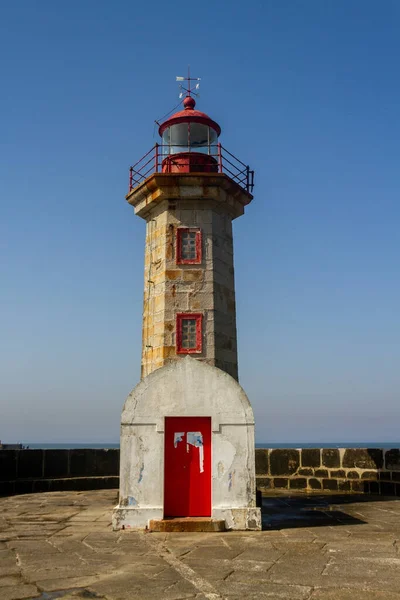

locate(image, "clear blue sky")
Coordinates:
1 1 399 444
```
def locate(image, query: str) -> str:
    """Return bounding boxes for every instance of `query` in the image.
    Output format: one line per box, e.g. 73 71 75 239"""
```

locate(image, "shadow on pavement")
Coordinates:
261 493 371 530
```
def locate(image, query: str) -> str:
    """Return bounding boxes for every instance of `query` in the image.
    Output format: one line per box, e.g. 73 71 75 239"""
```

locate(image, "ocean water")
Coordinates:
24 442 400 449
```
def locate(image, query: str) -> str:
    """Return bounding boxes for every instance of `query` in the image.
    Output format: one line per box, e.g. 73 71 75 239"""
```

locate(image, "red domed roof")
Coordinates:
158 96 221 137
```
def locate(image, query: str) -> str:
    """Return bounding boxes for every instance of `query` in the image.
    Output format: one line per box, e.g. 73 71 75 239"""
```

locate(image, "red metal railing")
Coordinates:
128 144 255 194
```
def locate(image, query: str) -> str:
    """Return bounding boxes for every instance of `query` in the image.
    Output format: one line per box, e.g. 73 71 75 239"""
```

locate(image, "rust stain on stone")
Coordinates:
165 270 181 281
166 223 175 260
162 346 176 359
183 270 203 282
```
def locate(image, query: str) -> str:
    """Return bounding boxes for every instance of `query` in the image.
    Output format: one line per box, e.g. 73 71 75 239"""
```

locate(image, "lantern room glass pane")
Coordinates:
169 123 189 154
162 123 219 156
189 123 209 149
190 124 218 155
162 128 170 152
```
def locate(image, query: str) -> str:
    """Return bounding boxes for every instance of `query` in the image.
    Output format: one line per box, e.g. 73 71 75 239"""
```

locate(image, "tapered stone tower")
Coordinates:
113 82 260 531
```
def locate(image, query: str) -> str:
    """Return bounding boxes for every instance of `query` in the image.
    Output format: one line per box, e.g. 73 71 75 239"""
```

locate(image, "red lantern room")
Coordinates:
128 76 254 195
158 95 221 174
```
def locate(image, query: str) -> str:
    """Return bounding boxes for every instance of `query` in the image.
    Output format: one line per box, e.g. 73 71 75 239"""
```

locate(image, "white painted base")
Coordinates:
116 359 261 532
212 507 262 531
112 506 162 530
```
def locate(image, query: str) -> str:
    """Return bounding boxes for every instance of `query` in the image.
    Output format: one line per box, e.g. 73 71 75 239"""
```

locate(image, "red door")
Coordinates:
164 417 211 517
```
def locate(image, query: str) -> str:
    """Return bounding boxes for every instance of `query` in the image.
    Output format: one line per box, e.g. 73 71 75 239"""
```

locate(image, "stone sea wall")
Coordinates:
1 447 400 496
256 448 400 496
0 449 119 496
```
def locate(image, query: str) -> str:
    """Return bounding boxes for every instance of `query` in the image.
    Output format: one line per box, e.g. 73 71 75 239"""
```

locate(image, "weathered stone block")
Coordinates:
338 480 351 492
361 470 378 480
342 448 383 469
322 479 338 491
165 270 182 281
361 481 371 494
162 346 176 359
369 481 380 494
322 449 340 468
269 449 300 476
0 480 15 496
43 450 69 478
51 477 85 492
380 481 396 496
301 448 320 467
350 480 365 493
255 449 268 476
385 449 400 471
0 450 17 481
47 476 119 492
182 270 203 282
17 450 43 479
90 476 119 490
33 479 51 493
256 477 272 490
69 449 96 477
14 480 34 494
330 469 346 478
289 478 307 490
315 469 329 478
298 468 313 476
273 478 289 489
95 449 119 476
347 471 360 479
308 478 322 490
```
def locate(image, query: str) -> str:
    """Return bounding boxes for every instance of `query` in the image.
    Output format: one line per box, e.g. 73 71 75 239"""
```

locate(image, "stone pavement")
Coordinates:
1 490 400 600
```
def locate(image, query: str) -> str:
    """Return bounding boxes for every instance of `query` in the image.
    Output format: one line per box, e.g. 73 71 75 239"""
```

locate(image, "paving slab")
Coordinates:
310 590 400 599
0 585 39 600
0 490 400 599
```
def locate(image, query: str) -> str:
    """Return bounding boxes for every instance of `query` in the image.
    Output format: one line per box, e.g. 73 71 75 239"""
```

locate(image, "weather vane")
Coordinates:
154 68 201 128
176 66 200 99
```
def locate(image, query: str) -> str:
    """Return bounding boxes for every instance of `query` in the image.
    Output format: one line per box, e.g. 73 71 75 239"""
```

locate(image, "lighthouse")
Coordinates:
113 77 261 531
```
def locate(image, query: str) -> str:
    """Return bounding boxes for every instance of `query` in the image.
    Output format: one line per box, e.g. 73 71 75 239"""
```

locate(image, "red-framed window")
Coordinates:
176 313 203 354
176 228 202 264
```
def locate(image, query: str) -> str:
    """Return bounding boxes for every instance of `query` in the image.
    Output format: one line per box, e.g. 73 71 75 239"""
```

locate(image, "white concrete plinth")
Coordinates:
113 357 261 531
112 507 162 530
212 508 261 531
112 507 261 532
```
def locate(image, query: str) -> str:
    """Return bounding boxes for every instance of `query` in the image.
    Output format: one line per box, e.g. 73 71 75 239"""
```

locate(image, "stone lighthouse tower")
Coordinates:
113 78 261 531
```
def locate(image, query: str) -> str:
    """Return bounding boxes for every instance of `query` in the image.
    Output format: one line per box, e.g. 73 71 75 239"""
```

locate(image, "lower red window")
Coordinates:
176 313 203 354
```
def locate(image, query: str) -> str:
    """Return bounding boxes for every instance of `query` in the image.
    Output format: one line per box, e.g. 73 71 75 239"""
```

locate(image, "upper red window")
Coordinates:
176 228 202 264
176 313 203 354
